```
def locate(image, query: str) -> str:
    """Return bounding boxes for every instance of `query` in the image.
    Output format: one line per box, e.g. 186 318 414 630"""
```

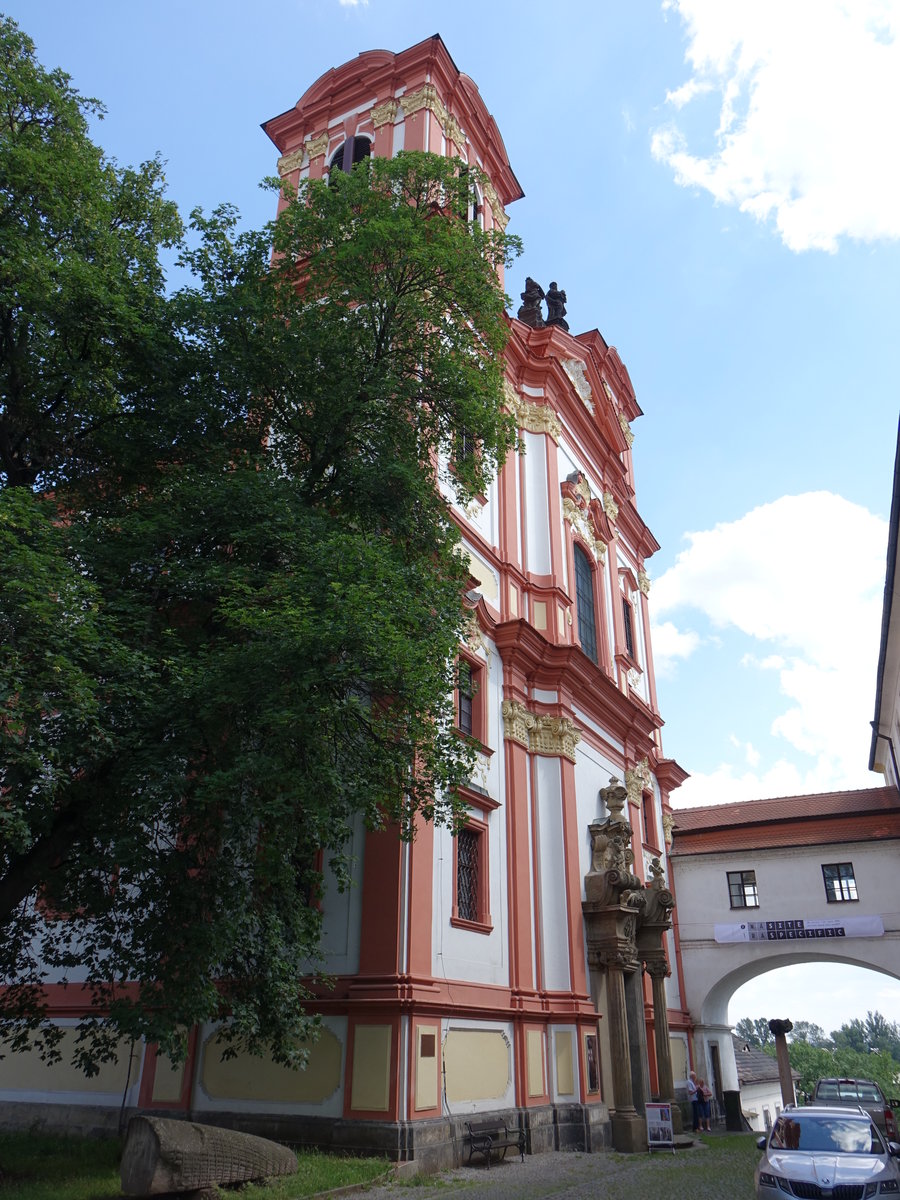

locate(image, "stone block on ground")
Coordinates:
120 1115 297 1195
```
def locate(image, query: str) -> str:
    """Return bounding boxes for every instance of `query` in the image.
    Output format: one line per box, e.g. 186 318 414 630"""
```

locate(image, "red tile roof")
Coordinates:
670 787 900 855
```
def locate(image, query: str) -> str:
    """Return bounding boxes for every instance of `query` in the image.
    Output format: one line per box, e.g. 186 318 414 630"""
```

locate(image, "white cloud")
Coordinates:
655 492 887 803
653 0 900 251
338 0 368 6
650 619 701 677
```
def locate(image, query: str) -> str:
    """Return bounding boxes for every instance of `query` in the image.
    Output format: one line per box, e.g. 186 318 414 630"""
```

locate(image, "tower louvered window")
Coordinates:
330 136 371 174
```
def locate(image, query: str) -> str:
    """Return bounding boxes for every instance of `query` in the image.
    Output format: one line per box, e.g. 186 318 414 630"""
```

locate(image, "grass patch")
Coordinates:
0 1132 120 1200
0 1132 390 1200
599 1132 760 1200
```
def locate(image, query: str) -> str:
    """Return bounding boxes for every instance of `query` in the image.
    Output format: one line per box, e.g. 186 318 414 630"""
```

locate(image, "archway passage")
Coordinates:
669 786 900 1119
728 961 900 1051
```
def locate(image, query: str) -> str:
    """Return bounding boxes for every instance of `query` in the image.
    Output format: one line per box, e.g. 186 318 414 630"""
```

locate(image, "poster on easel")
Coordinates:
646 1102 675 1153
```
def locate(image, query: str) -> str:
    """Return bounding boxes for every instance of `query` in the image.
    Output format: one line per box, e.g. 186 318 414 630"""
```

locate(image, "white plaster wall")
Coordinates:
432 635 510 986
534 755 571 991
319 813 365 975
740 1080 786 1132
573 737 621 887
523 430 551 575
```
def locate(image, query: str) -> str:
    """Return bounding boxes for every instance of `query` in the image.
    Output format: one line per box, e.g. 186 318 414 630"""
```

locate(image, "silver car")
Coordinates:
756 1106 900 1198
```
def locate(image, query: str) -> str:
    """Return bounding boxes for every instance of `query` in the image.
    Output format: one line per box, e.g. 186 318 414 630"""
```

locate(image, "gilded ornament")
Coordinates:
506 387 561 443
602 491 619 521
277 148 306 176
561 359 594 413
624 759 651 807
562 497 579 525
481 177 509 231
563 502 603 563
370 98 399 128
530 714 581 763
444 113 464 147
638 567 651 595
501 699 534 749
662 811 675 848
400 84 439 118
618 411 635 447
305 133 329 160
500 701 580 761
626 666 641 690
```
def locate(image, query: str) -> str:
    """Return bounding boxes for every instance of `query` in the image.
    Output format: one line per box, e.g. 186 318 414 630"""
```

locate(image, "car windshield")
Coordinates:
770 1116 885 1154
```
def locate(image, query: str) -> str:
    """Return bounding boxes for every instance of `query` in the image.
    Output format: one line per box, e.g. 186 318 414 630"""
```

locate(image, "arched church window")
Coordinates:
329 136 372 175
573 545 598 664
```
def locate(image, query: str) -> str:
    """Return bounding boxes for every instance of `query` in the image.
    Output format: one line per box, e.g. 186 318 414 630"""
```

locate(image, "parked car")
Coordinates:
811 1078 899 1141
756 1106 900 1197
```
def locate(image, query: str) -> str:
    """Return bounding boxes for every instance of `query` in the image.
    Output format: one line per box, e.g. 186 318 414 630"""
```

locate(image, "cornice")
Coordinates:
492 619 662 750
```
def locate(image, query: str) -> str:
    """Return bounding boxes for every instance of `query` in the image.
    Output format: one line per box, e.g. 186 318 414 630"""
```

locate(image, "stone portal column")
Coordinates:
601 954 647 1152
646 960 682 1134
605 961 635 1116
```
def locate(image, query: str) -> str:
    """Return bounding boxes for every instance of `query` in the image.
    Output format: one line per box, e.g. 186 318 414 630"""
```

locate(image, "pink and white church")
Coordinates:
0 35 695 1164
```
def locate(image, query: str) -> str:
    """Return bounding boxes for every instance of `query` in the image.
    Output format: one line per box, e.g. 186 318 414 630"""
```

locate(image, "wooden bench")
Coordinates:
464 1119 526 1167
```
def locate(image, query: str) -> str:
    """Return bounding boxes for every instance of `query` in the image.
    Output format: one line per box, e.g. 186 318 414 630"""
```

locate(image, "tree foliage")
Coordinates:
0 15 521 1070
735 1017 774 1049
735 1011 900 1102
785 1042 900 1104
831 1012 900 1062
789 1021 831 1049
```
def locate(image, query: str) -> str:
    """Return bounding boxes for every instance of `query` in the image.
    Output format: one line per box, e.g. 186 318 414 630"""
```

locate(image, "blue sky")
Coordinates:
9 0 900 1032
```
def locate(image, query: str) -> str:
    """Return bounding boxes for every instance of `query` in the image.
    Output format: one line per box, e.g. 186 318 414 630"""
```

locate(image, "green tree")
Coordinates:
831 1012 900 1063
0 16 521 1071
789 1021 832 1049
735 1017 774 1049
787 1042 900 1104
0 17 183 491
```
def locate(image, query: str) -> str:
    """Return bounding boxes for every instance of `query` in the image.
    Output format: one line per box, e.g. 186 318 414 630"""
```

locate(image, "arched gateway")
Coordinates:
670 787 900 1118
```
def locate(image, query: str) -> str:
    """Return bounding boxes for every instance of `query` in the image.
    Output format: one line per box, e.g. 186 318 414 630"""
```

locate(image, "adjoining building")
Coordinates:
732 1035 799 1134
871 419 900 788
671 787 900 1129
0 35 690 1163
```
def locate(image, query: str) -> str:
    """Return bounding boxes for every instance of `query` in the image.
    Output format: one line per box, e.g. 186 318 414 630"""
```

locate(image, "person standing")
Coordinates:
697 1077 713 1132
687 1070 701 1132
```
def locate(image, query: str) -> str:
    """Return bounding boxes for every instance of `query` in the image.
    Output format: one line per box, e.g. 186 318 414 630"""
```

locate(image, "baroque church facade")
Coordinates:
0 36 692 1163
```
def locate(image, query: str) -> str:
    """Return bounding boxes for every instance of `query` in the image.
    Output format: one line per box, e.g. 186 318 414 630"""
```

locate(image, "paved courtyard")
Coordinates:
362 1134 760 1200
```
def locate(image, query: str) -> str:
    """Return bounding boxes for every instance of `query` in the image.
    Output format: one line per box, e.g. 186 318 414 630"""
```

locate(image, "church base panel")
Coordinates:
0 1101 613 1167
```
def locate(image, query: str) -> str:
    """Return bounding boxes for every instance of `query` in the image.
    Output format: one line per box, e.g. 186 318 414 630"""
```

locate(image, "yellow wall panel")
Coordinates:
554 1031 574 1096
201 1027 343 1103
526 1029 545 1097
1 1030 138 1094
414 1025 438 1111
350 1025 392 1112
443 1030 510 1102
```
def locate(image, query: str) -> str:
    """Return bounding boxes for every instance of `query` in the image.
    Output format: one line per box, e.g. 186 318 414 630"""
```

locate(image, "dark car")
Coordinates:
756 1106 900 1198
811 1078 899 1142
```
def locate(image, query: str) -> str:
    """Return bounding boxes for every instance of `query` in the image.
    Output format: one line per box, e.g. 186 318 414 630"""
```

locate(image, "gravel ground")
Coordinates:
360 1133 760 1200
